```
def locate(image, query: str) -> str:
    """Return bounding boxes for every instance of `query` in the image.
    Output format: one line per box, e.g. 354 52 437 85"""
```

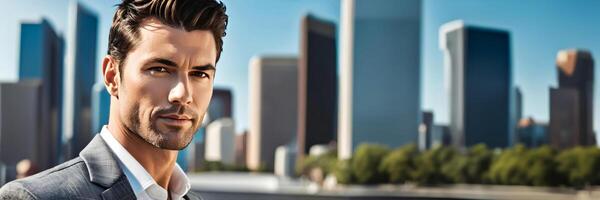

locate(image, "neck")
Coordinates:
107 122 178 189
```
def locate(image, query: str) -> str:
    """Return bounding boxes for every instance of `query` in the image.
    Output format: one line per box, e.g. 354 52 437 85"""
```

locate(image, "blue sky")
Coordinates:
2 0 600 136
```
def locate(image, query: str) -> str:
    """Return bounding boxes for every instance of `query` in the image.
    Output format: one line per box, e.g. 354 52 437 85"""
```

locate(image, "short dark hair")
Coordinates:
108 0 228 69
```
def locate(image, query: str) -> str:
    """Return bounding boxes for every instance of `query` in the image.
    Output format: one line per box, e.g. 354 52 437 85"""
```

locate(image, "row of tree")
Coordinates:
299 143 600 188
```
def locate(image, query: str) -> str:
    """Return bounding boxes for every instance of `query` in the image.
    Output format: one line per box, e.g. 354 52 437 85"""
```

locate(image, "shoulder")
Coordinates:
0 181 36 200
0 157 102 199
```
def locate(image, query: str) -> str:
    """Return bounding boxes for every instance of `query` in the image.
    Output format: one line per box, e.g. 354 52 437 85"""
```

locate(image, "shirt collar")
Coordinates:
99 126 191 200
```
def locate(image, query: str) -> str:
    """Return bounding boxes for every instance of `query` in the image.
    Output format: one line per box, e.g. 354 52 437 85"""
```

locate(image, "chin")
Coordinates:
154 128 196 150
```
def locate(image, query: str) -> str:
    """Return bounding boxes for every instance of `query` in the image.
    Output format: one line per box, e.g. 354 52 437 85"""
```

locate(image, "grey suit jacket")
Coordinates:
0 135 202 200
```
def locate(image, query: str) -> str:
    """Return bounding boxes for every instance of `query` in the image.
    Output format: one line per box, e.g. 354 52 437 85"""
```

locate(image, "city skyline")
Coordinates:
1 0 600 142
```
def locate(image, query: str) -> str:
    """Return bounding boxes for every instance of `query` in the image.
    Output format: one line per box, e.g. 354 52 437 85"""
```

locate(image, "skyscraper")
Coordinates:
440 20 512 149
18 19 64 169
549 88 580 149
513 87 522 145
207 88 233 123
549 50 595 149
91 82 110 134
247 56 298 171
235 131 248 166
515 88 523 125
297 14 337 160
338 0 422 159
0 81 43 181
63 2 99 159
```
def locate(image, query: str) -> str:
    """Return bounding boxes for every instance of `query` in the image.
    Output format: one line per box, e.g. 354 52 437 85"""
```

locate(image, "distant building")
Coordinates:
187 139 205 172
513 87 523 145
338 0 422 159
430 125 452 148
63 2 99 159
0 81 43 181
550 88 581 149
91 82 110 134
208 88 233 123
274 145 296 177
517 117 548 148
18 19 64 169
247 56 298 171
205 118 236 165
440 20 512 149
549 49 595 149
419 112 434 151
297 14 338 160
235 131 248 166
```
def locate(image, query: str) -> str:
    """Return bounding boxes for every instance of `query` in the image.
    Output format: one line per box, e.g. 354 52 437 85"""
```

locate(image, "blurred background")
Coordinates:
1 0 600 199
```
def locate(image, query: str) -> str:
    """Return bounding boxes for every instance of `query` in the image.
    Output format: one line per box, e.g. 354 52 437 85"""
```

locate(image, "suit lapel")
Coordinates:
101 175 137 200
80 135 136 200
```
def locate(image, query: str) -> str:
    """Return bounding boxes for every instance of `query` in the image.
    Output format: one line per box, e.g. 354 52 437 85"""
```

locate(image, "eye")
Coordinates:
148 66 169 75
190 71 210 79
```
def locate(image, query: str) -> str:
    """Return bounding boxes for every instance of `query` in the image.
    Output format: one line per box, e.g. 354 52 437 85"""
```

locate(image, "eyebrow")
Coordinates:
192 64 216 71
147 57 216 71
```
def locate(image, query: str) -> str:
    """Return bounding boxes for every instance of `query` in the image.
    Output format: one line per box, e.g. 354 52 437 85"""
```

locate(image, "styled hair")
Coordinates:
108 0 228 69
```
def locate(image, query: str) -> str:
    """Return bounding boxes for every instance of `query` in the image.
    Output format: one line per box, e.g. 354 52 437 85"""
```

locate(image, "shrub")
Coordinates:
526 146 560 186
351 144 390 184
335 159 355 184
442 144 492 184
297 150 338 177
413 146 458 185
556 146 600 188
379 143 419 183
487 144 529 185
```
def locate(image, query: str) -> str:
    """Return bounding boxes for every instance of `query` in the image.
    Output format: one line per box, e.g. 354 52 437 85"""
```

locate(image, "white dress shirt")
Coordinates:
100 126 191 200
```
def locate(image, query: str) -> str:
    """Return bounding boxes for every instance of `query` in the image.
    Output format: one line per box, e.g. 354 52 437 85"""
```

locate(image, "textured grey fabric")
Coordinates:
0 135 202 200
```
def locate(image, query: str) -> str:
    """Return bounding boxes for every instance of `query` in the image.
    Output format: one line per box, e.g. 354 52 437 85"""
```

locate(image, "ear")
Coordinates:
102 55 121 98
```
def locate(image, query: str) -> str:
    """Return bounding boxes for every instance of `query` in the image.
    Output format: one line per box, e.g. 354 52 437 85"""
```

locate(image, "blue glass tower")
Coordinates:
91 82 110 134
63 2 99 159
440 21 512 149
338 0 422 159
18 19 64 169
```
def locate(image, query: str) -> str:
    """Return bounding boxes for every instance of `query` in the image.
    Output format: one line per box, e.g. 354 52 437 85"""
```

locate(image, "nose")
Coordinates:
168 77 193 106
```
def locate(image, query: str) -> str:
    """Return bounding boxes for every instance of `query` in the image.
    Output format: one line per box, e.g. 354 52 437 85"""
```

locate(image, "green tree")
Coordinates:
443 144 492 184
556 146 600 188
487 144 529 185
351 144 390 184
335 159 354 184
297 150 338 176
379 144 419 183
412 146 458 185
525 145 560 186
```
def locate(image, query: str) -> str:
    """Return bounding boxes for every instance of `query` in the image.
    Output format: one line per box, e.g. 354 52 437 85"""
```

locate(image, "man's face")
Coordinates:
117 18 216 150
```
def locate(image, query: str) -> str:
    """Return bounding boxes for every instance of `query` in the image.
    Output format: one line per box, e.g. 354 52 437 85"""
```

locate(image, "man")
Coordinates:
0 0 228 199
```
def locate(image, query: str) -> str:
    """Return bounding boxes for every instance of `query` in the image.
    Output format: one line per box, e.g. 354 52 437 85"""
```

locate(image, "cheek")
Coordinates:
137 79 173 120
193 84 213 112
120 77 171 122
140 79 172 104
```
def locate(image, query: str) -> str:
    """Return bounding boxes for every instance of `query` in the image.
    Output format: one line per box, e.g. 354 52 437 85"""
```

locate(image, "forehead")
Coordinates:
131 17 217 65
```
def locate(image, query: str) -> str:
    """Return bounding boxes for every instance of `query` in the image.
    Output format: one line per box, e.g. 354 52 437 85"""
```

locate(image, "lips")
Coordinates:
158 114 193 126
160 114 192 120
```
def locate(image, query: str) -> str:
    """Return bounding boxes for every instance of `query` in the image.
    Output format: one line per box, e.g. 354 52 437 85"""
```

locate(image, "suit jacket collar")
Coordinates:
79 135 135 199
79 134 200 200
79 134 124 188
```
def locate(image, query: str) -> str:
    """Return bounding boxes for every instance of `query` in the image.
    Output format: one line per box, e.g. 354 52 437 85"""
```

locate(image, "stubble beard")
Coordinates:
126 102 200 150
